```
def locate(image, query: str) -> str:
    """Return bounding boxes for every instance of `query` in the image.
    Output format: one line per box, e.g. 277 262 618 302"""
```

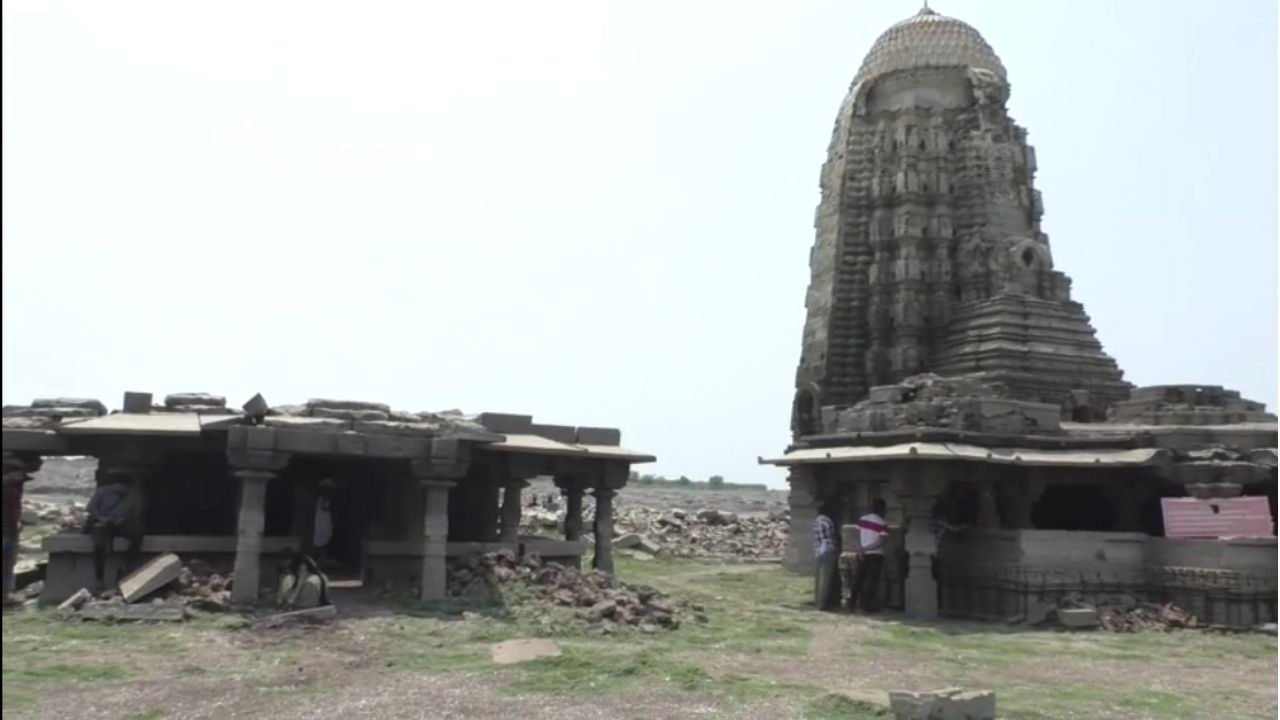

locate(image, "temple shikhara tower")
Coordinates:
792 7 1129 435
764 7 1276 624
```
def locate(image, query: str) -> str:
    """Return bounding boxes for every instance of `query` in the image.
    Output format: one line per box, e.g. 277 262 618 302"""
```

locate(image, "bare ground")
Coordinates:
4 558 1275 720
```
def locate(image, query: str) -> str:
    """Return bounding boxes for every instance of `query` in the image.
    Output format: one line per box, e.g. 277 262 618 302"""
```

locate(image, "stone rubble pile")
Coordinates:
448 550 703 631
20 497 86 531
616 507 788 560
1055 595 1197 632
57 558 236 622
2 398 108 429
520 505 789 560
267 399 490 433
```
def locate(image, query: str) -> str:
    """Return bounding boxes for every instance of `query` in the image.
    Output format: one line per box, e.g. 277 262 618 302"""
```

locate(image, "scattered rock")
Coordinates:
449 551 687 631
490 638 561 665
58 588 93 612
120 553 183 603
889 688 995 720
1056 607 1100 630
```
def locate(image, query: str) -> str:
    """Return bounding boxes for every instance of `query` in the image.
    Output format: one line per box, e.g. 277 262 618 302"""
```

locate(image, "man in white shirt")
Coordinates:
848 498 888 613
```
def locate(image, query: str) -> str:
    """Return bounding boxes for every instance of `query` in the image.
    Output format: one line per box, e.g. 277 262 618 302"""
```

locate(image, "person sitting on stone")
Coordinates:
83 469 145 594
276 549 329 609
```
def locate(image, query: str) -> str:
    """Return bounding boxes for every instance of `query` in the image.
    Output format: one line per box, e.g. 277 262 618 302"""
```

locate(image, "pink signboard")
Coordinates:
1161 497 1274 538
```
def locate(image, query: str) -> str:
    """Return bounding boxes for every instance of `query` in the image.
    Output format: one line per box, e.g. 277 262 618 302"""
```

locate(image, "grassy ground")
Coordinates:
3 556 1275 719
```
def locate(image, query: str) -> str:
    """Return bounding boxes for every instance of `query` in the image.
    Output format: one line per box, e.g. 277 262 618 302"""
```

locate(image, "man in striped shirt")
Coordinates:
812 500 842 611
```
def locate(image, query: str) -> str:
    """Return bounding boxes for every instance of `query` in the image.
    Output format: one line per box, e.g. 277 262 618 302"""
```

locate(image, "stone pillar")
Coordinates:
892 461 946 620
499 479 528 543
783 467 818 573
592 488 616 574
1105 482 1146 532
418 480 454 600
975 479 999 529
292 477 317 554
901 494 938 619
563 483 584 541
998 473 1046 529
231 469 275 604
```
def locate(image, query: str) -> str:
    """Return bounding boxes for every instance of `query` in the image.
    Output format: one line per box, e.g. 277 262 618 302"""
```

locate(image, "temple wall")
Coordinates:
938 529 1277 628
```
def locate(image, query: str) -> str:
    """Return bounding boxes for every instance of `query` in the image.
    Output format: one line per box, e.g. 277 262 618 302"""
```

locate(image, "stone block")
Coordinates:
240 426 276 451
490 638 561 665
1056 607 1099 629
336 433 367 455
869 385 905 403
576 426 621 446
274 429 339 454
122 392 152 414
33 398 107 415
165 393 226 409
120 553 183 603
530 423 578 443
306 399 391 413
57 588 92 612
310 407 389 422
476 413 533 434
430 436 462 460
242 393 270 417
889 688 995 720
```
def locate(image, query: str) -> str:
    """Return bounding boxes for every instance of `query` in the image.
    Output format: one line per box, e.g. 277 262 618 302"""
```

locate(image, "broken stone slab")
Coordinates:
79 603 187 622
889 688 995 720
490 638 561 665
31 398 107 415
309 407 390 422
242 393 270 417
2 416 57 430
250 604 337 629
4 406 99 418
120 553 184 603
58 588 93 612
615 533 644 549
13 559 45 590
164 393 227 409
1057 607 1100 630
305 399 392 413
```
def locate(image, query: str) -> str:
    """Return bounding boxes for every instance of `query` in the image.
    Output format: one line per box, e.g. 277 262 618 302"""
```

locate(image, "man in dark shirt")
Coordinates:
2 456 31 602
84 470 145 592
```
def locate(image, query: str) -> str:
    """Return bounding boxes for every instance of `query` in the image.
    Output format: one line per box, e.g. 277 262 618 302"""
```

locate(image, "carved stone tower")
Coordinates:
792 7 1130 435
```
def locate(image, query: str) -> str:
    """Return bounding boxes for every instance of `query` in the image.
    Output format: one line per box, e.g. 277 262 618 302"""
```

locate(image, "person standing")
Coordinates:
848 499 889 613
313 480 335 564
812 500 842 611
2 457 31 604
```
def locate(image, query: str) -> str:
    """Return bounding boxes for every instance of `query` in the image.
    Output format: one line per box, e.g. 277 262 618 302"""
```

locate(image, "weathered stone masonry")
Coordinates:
793 8 1128 434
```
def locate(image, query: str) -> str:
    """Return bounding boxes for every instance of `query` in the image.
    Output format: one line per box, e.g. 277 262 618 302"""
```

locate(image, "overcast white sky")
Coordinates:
3 0 1276 488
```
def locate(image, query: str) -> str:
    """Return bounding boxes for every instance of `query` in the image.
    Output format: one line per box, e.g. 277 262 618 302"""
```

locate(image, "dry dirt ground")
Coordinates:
4 555 1276 720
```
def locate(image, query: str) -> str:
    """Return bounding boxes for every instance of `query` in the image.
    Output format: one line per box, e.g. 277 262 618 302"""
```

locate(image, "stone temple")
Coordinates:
764 8 1277 627
791 6 1128 435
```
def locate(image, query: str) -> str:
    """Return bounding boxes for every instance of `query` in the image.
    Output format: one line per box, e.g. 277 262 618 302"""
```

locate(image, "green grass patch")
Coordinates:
504 648 712 693
1001 683 1196 720
804 693 891 719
